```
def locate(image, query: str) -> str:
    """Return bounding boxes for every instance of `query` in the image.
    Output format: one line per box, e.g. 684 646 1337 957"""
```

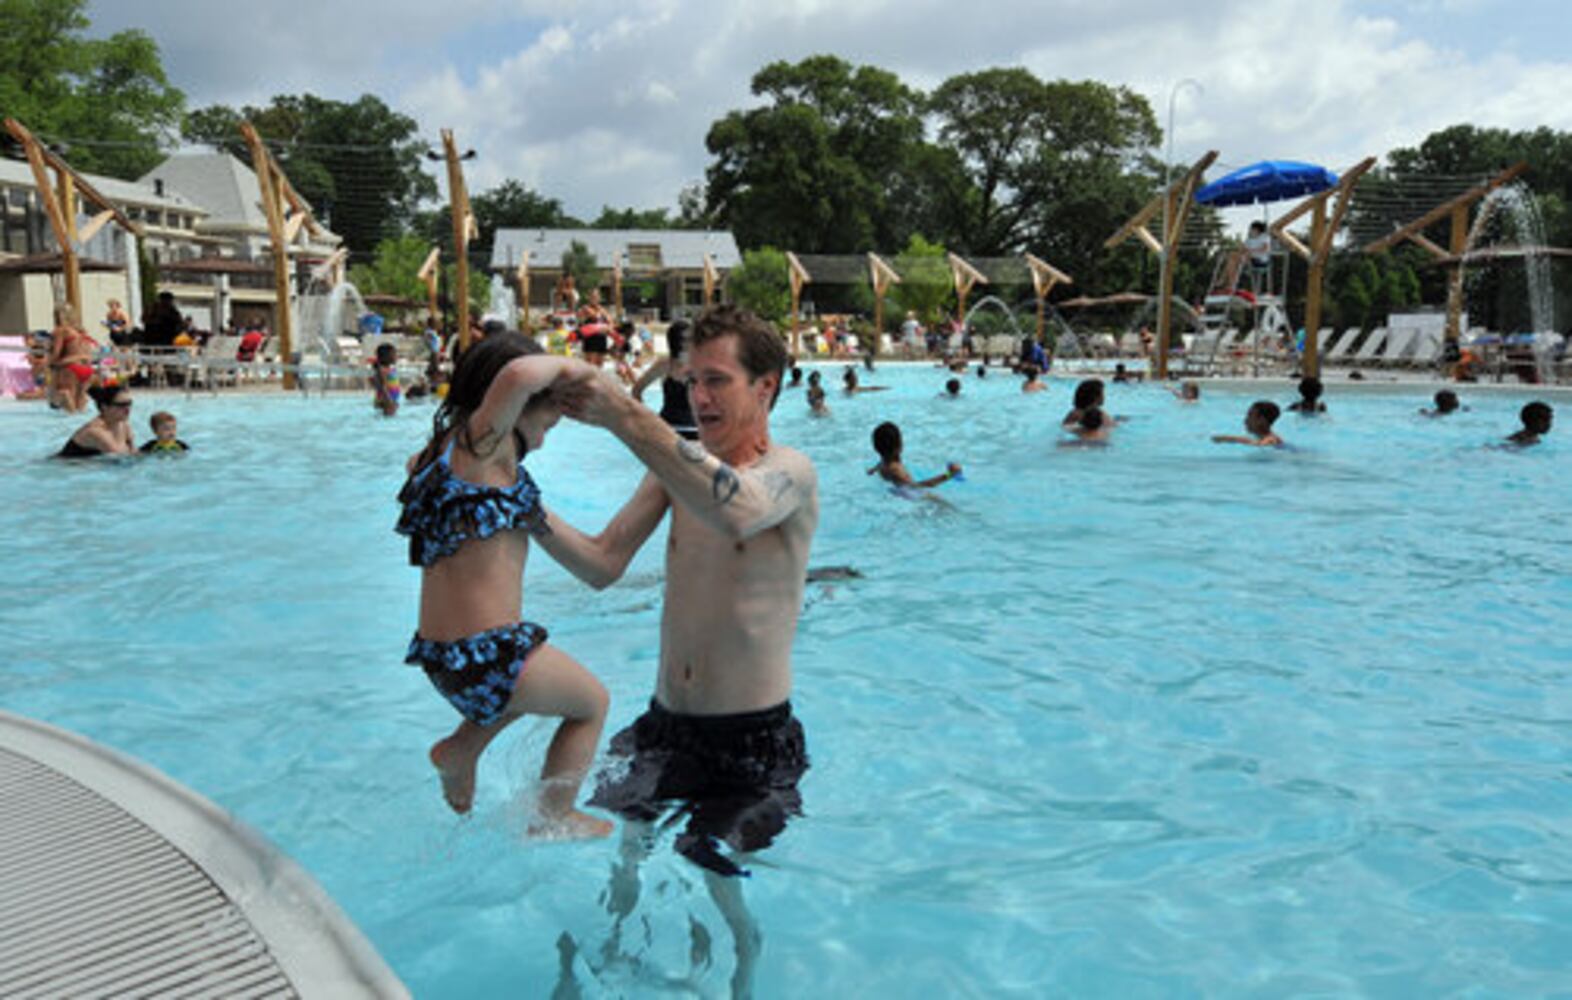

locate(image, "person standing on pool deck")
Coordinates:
548 304 817 989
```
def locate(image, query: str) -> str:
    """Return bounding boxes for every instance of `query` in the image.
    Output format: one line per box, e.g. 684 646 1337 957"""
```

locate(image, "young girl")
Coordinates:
395 332 611 838
372 342 401 417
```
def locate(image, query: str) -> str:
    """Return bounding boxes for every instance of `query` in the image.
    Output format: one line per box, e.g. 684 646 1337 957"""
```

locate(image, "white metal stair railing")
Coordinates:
0 712 407 1000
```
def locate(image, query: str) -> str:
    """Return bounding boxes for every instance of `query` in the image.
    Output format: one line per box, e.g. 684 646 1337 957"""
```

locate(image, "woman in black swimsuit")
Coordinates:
630 319 697 439
58 384 136 458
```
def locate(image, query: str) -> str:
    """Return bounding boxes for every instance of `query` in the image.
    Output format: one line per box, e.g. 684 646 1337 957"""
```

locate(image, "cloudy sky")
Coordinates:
89 0 1572 228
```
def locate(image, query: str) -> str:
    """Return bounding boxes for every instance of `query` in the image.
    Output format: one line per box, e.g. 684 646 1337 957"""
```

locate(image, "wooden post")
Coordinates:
612 251 624 323
418 247 441 329
515 251 531 331
868 252 901 354
947 252 988 330
1103 150 1220 379
702 253 718 307
1302 199 1328 375
58 173 81 312
786 251 810 357
1024 253 1072 344
441 129 474 352
240 122 297 389
1445 206 1469 345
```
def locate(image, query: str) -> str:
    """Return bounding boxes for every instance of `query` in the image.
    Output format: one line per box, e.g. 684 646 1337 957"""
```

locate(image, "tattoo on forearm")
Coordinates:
763 470 793 501
677 438 708 463
712 465 741 505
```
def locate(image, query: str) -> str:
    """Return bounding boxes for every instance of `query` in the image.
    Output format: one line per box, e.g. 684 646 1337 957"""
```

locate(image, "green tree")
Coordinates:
592 205 672 229
725 247 791 322
889 234 953 327
704 55 928 253
928 70 1162 260
183 93 436 257
561 240 601 296
0 0 184 177
347 233 431 303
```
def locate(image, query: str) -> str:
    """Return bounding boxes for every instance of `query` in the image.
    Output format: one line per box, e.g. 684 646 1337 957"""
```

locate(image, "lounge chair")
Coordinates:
1371 327 1418 368
1322 328 1363 366
1345 327 1389 367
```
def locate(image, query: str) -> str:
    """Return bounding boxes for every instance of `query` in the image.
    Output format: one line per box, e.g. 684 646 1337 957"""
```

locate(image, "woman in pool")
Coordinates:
395 331 612 838
1213 400 1284 447
57 383 136 458
631 319 697 439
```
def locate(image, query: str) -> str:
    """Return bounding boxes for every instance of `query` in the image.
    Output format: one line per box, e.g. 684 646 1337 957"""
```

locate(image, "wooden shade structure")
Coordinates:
1364 162 1530 347
240 121 325 389
1104 150 1219 379
440 129 477 351
1266 156 1376 377
786 251 811 356
3 117 142 326
1024 253 1073 342
868 252 901 346
947 252 988 326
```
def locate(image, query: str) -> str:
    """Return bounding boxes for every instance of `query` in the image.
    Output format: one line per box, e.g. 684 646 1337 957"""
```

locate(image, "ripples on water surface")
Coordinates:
3 369 1570 996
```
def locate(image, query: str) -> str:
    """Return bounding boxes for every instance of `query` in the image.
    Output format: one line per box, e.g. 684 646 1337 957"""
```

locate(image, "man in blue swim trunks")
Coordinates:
549 304 819 988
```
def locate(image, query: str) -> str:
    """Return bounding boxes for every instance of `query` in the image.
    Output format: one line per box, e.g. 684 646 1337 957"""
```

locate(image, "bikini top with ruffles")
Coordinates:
395 431 548 567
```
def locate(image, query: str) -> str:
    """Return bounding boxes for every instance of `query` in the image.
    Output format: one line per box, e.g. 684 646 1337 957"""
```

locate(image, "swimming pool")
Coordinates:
4 368 1570 996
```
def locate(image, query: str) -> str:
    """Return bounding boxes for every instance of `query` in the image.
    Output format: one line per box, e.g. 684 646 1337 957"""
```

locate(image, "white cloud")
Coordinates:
90 0 1572 228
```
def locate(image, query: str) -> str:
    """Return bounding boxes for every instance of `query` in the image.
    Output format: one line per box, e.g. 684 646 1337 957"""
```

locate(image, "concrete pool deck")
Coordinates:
0 711 407 999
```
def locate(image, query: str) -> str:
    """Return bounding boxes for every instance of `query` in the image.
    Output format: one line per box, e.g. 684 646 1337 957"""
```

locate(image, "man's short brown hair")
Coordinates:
689 305 788 408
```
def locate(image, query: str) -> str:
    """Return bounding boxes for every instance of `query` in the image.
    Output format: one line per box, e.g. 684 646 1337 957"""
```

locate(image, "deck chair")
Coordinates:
1371 328 1418 368
1404 330 1445 370
1177 331 1221 376
1347 327 1388 367
1322 328 1363 366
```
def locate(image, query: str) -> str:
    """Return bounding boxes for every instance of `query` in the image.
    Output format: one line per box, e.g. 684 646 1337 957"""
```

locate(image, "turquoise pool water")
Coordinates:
4 368 1571 997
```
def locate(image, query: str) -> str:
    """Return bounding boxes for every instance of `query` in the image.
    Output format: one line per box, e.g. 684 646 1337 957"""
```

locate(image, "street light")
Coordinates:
1162 78 1204 260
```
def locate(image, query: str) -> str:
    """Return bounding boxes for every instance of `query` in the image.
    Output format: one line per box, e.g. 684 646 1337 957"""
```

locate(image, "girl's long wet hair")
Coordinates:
410 331 542 474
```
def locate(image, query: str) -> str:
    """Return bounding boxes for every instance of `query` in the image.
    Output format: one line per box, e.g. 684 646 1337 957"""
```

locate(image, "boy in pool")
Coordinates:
868 421 962 490
1419 389 1463 417
395 332 612 838
1213 400 1284 447
942 378 961 398
1504 401 1553 447
139 411 190 454
372 342 401 417
1021 365 1047 393
1287 376 1327 414
1170 381 1200 403
807 383 829 416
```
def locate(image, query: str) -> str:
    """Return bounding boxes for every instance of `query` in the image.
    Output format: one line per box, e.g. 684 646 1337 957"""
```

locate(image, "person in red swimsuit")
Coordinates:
48 304 98 413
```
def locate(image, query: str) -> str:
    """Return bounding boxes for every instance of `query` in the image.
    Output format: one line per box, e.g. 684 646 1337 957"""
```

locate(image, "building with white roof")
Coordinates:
490 228 741 320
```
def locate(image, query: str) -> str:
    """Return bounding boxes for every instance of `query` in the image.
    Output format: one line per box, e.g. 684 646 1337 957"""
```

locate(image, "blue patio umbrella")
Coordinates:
1194 160 1338 207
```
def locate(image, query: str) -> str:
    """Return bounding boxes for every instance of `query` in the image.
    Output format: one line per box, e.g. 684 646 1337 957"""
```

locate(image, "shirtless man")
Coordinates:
548 305 816 992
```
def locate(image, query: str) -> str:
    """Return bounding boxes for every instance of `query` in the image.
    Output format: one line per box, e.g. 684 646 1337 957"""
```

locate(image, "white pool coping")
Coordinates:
0 710 408 999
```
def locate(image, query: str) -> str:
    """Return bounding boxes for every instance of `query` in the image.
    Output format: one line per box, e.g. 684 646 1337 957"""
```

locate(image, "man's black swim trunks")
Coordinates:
589 699 808 877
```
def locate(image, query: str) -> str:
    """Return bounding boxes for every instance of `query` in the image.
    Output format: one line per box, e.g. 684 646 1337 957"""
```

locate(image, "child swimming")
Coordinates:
867 421 961 490
139 411 190 454
1504 401 1553 447
372 342 401 417
1213 400 1284 447
395 332 612 837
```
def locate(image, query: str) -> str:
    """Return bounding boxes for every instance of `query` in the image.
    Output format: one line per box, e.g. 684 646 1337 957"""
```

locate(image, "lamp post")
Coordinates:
1160 78 1203 370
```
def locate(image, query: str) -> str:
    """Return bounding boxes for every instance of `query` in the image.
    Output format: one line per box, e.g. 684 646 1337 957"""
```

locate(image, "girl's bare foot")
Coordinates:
530 808 615 841
429 738 479 813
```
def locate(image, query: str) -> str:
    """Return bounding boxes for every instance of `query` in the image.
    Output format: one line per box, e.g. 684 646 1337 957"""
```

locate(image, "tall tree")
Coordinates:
592 205 672 229
704 55 928 253
725 247 791 323
928 70 1162 258
183 94 436 257
0 0 184 177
